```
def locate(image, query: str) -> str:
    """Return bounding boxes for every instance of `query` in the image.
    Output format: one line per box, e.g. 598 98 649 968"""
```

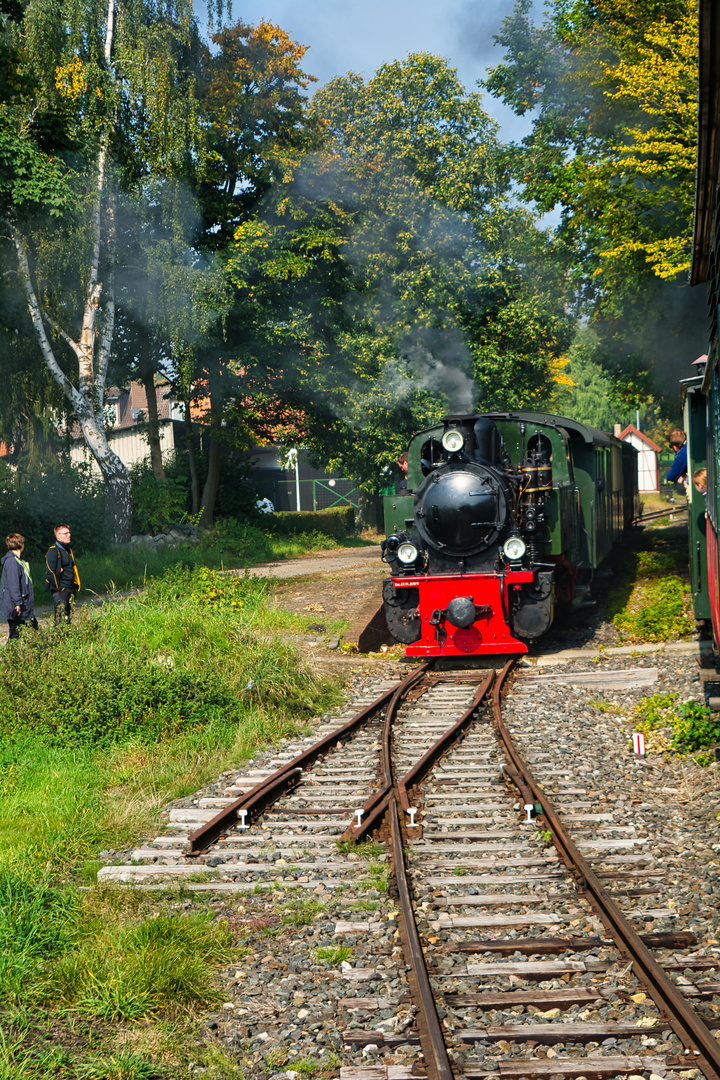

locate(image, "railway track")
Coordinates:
103 661 720 1080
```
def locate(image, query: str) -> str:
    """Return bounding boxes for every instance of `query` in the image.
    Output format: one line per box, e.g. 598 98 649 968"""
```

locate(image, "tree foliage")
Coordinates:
485 0 702 405
228 53 574 488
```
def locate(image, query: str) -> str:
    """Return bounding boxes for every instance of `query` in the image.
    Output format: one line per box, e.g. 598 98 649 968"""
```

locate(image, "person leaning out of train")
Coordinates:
693 466 708 502
45 523 81 624
1 533 38 641
396 452 408 492
666 429 688 485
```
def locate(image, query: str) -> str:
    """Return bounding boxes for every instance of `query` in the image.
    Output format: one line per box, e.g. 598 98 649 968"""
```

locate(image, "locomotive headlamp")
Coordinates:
441 428 464 453
503 536 526 561
397 541 419 564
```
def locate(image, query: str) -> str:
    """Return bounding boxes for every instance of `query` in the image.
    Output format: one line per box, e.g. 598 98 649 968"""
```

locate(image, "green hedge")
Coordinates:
269 506 355 536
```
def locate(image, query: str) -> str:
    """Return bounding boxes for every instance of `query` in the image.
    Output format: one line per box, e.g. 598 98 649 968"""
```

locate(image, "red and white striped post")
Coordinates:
632 732 646 757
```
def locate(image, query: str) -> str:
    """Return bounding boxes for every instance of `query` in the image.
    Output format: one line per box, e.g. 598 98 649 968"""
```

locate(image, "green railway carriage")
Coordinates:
382 411 638 657
682 376 711 624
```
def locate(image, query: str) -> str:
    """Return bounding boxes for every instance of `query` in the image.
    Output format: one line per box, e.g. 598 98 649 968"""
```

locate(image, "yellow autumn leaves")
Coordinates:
55 55 102 102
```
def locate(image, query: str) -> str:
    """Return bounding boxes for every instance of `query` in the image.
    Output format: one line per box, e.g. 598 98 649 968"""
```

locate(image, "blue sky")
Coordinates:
204 0 539 142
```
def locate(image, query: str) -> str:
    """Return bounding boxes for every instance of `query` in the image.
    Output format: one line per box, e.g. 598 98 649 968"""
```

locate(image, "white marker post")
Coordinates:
407 808 418 827
238 809 249 829
354 809 363 827
632 732 646 757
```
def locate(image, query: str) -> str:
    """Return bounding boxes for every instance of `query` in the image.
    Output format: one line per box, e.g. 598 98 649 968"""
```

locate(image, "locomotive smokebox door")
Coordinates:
510 571 555 640
415 463 507 556
382 579 421 643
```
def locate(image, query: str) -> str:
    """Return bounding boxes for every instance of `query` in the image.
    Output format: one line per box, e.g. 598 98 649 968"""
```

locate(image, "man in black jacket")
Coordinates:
45 524 81 623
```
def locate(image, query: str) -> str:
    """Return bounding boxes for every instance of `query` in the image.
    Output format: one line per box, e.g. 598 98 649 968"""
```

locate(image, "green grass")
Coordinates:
604 525 694 643
360 860 390 893
286 1055 340 1078
313 945 352 966
335 839 385 858
279 897 325 926
0 566 342 1078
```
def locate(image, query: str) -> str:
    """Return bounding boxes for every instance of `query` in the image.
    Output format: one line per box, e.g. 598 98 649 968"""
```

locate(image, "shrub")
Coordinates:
634 692 679 731
269 507 355 537
636 551 681 576
197 518 273 562
0 569 325 746
130 461 188 534
670 701 720 754
0 458 106 558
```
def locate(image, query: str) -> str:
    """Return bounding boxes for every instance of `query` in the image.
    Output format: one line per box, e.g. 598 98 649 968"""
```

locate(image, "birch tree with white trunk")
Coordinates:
1 0 211 540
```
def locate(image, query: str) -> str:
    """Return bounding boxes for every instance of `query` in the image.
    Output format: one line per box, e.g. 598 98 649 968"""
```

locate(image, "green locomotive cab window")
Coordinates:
420 438 445 476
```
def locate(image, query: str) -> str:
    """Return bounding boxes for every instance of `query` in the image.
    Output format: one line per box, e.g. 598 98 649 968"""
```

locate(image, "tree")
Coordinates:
485 0 703 402
188 18 318 526
228 54 574 488
113 180 230 487
0 0 210 540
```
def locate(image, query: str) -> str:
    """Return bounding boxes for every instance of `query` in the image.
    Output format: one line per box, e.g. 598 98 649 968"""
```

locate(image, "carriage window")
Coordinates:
420 438 445 476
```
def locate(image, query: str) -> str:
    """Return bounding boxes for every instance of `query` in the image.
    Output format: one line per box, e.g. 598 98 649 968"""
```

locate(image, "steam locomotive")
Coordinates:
381 411 639 657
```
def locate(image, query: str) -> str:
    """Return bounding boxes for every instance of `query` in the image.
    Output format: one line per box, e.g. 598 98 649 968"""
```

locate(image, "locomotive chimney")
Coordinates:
473 416 500 466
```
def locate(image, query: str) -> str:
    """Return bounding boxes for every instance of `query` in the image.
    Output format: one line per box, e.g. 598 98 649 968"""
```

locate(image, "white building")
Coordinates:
616 424 660 492
68 381 183 473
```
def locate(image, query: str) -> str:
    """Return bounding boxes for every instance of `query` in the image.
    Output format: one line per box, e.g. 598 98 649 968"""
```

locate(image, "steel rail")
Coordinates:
341 662 433 843
186 674 418 854
388 797 455 1080
381 665 498 1080
397 670 495 813
491 664 720 1080
344 669 495 843
635 504 688 524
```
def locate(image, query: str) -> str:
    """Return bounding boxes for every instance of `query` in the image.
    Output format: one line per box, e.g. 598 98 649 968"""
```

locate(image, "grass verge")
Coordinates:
605 525 694 643
0 566 341 1078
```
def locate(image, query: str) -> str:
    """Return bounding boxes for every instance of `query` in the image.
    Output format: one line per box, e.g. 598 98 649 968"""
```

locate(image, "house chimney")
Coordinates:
614 424 622 438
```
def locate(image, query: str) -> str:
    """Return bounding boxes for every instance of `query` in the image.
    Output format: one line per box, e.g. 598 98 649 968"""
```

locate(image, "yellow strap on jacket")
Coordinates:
70 550 81 589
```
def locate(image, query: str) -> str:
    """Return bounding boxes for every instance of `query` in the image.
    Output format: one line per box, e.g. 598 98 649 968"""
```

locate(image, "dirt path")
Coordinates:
250 544 392 673
245 543 383 579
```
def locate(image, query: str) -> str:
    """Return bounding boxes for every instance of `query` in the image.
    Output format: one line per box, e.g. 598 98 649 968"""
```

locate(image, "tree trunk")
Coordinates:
182 392 200 515
199 426 222 528
9 220 132 544
77 405 133 542
141 366 166 480
199 382 223 528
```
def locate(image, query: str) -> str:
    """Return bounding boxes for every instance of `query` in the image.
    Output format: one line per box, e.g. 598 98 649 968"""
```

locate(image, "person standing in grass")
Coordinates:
45 524 81 624
1 533 38 640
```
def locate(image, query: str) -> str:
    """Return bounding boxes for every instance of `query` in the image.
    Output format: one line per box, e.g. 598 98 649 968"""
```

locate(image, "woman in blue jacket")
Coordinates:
1 533 38 640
